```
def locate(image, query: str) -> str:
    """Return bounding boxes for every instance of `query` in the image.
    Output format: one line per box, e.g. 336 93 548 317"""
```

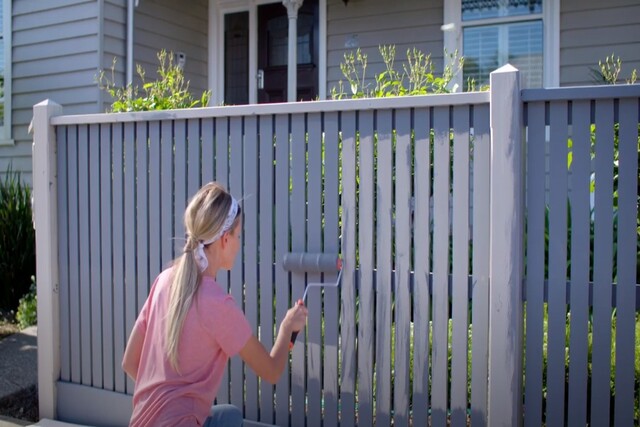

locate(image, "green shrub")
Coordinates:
97 49 211 112
16 275 37 329
0 166 35 311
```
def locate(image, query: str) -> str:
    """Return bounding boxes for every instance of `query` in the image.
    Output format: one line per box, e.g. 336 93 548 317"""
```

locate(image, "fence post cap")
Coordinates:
491 64 519 74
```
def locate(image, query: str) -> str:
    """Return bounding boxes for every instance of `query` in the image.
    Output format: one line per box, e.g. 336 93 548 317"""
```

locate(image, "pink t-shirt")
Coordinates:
129 268 252 427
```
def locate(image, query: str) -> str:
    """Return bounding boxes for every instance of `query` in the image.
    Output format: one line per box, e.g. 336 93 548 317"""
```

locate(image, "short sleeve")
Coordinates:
212 296 253 357
133 275 160 335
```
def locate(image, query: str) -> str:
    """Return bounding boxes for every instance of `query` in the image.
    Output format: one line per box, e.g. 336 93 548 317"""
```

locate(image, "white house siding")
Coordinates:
0 0 103 184
133 0 208 99
560 0 640 86
326 0 443 97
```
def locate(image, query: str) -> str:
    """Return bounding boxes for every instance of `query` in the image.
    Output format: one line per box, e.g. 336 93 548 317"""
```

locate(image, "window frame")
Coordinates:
0 0 12 145
443 0 559 90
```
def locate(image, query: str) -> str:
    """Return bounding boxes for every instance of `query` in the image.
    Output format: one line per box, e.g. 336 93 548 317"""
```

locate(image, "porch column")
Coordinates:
283 0 303 102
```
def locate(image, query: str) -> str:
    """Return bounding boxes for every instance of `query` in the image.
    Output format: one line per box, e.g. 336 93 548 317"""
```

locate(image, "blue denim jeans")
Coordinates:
203 404 243 427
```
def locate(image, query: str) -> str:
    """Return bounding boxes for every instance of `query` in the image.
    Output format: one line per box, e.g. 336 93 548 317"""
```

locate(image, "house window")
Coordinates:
0 0 12 144
444 0 557 89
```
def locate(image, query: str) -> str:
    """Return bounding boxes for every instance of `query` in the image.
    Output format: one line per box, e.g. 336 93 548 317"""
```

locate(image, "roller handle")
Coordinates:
288 299 305 350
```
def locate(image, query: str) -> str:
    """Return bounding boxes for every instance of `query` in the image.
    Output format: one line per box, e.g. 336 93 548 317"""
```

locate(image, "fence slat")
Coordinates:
613 97 638 427
160 121 174 264
450 105 470 427
432 106 451 426
356 110 375 427
243 115 259 421
412 107 432 427
393 108 412 427
323 111 340 427
274 114 291 427
228 116 245 411
201 118 215 185
148 122 161 281
187 119 201 197
590 99 614 427
174 120 187 257
112 123 126 393
258 115 275 424
340 110 357 427
306 112 323 427
470 103 490 427
77 125 92 387
57 127 71 383
290 113 307 427
212 116 230 404
136 122 150 315
99 124 114 391
546 101 569 427
524 101 545 427
89 124 102 388
375 109 393 426
566 100 591 426
123 122 137 394
67 126 82 385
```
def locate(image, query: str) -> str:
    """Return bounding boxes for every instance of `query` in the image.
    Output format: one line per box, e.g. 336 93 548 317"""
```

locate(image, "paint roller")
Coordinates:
282 252 343 349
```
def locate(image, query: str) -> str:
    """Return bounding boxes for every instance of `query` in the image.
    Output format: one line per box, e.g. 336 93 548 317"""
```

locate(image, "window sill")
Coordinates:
0 138 15 147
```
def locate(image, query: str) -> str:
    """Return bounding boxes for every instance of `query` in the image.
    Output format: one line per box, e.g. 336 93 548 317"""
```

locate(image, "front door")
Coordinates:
257 0 319 103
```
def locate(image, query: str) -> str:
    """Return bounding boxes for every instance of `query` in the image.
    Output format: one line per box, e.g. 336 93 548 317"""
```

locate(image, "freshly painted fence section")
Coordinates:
32 75 640 427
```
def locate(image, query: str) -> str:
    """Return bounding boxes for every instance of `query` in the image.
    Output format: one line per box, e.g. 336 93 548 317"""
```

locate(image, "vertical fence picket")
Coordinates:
187 118 201 197
567 100 591 426
258 114 275 424
148 121 161 280
590 99 615 427
546 101 569 427
450 105 470 427
323 111 340 427
340 110 357 426
393 108 412 427
306 112 323 427
524 101 545 427
112 123 126 393
274 113 291 427
173 120 187 256
201 118 215 185
229 116 245 411
357 109 375 427
243 115 259 421
613 97 638 427
412 107 432 427
470 103 490 426
375 109 393 426
99 123 114 391
78 125 92 386
290 113 307 427
136 122 150 312
57 126 71 383
67 125 82 386
432 106 451 426
123 122 137 394
89 124 103 388
160 120 174 265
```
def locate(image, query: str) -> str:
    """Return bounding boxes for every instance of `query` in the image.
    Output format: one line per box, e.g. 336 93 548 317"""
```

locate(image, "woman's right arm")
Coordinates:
238 303 307 384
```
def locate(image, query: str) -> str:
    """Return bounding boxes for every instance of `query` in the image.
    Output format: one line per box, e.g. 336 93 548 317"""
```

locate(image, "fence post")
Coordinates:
32 99 63 419
488 65 524 427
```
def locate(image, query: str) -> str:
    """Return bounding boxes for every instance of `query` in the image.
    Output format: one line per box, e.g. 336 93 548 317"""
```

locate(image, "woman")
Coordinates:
122 182 308 426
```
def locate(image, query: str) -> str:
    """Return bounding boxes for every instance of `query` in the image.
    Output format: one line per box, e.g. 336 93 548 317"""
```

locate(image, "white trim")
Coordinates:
209 0 326 104
443 0 559 89
1 0 12 144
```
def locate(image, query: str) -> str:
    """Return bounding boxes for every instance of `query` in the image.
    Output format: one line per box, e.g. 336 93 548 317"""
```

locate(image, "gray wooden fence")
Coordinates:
32 67 639 427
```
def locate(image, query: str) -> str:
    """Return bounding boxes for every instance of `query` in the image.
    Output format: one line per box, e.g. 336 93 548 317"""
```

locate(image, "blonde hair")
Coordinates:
165 182 241 372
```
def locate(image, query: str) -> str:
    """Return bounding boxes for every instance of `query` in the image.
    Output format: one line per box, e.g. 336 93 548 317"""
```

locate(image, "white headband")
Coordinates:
194 197 239 272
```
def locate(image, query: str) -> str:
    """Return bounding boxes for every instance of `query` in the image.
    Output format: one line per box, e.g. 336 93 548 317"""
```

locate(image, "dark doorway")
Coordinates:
257 0 319 103
224 12 249 105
